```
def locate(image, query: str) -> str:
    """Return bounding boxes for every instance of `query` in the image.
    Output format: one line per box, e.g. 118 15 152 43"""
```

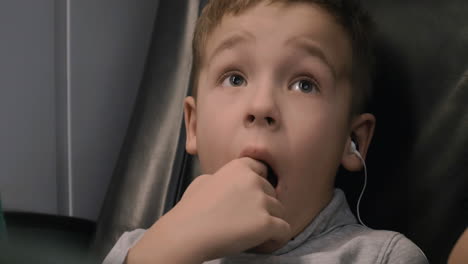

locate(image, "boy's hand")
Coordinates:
127 157 291 264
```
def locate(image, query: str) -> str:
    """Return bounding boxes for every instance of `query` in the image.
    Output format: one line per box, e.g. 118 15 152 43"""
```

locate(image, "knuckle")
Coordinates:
253 190 268 206
257 213 273 229
193 174 206 184
186 174 205 190
232 158 244 167
244 171 259 186
280 220 291 234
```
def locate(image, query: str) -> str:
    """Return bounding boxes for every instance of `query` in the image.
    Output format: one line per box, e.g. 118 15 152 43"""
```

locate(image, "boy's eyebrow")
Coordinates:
208 31 255 62
285 36 337 79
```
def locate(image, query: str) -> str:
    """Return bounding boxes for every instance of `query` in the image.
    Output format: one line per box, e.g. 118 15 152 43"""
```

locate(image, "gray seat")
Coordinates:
1 212 95 263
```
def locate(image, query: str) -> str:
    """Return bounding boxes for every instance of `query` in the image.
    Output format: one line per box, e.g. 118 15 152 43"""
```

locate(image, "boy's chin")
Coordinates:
247 240 287 254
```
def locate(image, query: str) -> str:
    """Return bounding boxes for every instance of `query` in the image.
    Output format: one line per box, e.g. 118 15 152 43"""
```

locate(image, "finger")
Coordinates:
266 216 291 244
256 175 276 198
238 157 267 178
263 195 285 219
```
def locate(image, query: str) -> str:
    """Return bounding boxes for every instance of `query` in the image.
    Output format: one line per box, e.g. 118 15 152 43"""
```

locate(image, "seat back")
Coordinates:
342 1 468 262
92 0 200 258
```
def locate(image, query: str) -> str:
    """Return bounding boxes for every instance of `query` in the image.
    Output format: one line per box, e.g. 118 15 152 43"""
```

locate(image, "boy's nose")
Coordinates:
243 87 280 130
245 114 276 127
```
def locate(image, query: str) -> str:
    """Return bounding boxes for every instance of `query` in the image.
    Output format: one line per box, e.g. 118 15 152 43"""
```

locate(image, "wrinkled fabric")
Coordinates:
104 189 428 264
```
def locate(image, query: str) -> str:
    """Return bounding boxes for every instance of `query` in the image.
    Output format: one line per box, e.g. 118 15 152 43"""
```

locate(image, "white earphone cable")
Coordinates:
352 147 428 261
354 151 368 228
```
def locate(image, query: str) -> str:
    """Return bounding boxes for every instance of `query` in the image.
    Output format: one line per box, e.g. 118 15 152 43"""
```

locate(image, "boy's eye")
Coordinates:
222 74 246 87
290 79 319 94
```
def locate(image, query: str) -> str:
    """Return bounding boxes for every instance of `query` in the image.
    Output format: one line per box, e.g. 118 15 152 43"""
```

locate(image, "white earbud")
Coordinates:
350 140 362 158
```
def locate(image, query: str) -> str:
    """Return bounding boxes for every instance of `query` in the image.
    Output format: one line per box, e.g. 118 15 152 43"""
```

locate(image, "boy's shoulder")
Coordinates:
287 224 428 264
211 227 428 264
212 189 428 263
268 188 428 263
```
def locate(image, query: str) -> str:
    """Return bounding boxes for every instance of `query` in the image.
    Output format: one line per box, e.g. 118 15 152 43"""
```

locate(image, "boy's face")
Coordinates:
185 2 374 241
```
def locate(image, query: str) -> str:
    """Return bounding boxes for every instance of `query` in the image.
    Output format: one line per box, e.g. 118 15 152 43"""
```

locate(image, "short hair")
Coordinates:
191 0 375 115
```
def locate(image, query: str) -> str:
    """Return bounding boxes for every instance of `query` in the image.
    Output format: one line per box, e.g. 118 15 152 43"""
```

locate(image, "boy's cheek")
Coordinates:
196 138 232 175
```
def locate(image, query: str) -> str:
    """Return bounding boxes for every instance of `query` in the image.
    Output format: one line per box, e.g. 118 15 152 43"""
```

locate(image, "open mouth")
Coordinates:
263 162 278 188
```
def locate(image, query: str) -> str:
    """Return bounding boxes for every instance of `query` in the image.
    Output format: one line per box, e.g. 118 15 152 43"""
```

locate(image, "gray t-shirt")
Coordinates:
103 189 428 264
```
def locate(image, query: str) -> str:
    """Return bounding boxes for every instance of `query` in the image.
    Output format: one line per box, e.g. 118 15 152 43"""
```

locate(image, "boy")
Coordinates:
104 0 428 263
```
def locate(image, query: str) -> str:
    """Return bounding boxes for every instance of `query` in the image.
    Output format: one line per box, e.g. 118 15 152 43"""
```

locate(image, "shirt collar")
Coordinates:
271 188 357 255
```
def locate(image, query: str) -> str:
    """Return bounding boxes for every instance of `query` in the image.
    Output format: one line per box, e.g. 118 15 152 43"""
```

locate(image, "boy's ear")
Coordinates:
341 113 376 171
184 96 198 155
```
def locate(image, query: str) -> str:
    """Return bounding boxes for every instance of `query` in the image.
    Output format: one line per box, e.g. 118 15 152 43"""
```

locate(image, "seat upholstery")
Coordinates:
91 0 200 259
343 1 468 263
93 1 468 263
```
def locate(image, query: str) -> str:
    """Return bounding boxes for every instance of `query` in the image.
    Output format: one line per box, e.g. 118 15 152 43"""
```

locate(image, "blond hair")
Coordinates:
191 0 375 115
